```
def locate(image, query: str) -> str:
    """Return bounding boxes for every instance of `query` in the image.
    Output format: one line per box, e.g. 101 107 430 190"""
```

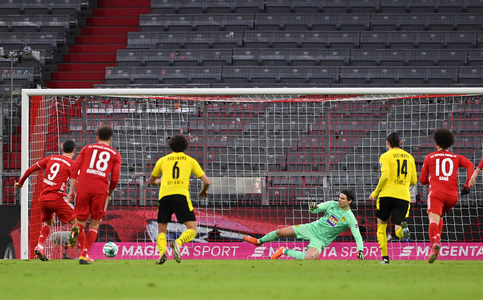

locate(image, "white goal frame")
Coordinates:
20 87 483 259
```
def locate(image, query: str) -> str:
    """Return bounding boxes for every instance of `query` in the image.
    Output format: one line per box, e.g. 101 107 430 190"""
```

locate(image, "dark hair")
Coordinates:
169 135 188 152
97 125 114 141
386 132 401 148
433 128 454 149
341 189 356 203
62 139 76 153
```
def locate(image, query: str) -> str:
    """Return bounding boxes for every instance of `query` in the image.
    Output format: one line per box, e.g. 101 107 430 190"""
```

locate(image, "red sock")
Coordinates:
38 224 51 246
77 230 86 249
80 228 98 257
428 221 439 246
437 219 444 244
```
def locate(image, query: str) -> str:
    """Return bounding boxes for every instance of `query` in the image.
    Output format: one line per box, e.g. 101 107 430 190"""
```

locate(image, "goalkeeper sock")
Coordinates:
156 232 167 256
429 221 439 246
177 229 196 246
395 227 403 239
80 228 98 258
38 224 51 246
259 230 279 244
285 248 306 260
377 223 388 257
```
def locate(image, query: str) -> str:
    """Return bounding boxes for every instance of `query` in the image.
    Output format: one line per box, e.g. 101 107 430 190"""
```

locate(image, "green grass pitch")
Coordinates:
1 259 482 300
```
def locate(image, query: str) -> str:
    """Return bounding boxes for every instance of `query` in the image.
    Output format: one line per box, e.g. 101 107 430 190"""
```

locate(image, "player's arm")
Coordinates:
370 154 389 200
409 158 418 186
309 201 333 213
460 155 475 194
149 158 163 185
419 157 430 185
67 150 83 202
108 156 121 197
14 160 45 188
199 174 210 198
148 175 161 185
349 223 365 260
469 158 483 187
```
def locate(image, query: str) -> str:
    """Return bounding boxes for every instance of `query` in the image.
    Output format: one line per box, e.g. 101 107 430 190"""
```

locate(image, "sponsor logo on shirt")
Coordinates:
327 215 339 227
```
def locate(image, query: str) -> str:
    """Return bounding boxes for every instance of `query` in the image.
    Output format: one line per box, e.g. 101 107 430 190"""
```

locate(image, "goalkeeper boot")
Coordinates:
170 240 181 263
243 235 262 247
401 221 410 240
380 257 390 264
155 253 167 265
428 243 440 264
271 246 286 260
68 226 79 248
78 256 90 265
34 245 48 261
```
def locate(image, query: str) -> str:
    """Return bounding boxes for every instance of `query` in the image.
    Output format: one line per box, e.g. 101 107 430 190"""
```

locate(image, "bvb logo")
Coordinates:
341 217 347 222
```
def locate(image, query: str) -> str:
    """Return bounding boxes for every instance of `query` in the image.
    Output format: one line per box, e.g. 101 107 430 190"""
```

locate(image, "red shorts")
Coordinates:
427 190 458 216
74 191 109 221
39 195 74 224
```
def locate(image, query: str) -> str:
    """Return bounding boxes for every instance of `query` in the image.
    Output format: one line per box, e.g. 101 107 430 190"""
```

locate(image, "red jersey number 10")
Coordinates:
435 158 454 177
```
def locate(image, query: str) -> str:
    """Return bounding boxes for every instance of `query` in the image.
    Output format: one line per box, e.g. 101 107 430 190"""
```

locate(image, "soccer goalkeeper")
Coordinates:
244 189 365 260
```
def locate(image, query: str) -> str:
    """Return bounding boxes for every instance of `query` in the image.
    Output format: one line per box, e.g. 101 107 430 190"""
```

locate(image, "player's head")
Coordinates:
340 189 356 206
62 139 76 154
169 135 188 152
386 132 401 148
433 128 454 150
97 125 114 142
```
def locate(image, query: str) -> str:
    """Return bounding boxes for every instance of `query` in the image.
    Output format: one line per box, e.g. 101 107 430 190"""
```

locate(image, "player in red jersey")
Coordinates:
67 126 121 264
14 140 76 261
420 128 474 264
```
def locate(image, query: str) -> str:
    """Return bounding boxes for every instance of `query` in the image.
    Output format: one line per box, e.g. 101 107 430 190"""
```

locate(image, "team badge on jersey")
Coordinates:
341 217 347 222
327 215 339 227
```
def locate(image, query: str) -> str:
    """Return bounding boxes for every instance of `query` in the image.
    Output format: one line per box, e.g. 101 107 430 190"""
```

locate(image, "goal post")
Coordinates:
19 87 483 260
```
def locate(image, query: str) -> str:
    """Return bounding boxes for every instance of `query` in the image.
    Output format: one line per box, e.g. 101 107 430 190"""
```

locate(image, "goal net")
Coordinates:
19 88 483 260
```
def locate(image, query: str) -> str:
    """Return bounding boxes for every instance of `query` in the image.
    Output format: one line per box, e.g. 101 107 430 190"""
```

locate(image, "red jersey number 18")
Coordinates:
89 149 111 172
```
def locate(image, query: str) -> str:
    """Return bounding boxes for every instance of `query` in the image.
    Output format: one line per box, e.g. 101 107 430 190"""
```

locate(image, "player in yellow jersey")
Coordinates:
148 135 210 265
369 132 417 264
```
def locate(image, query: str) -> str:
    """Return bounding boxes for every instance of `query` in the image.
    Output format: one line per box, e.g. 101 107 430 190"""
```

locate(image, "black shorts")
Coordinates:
157 194 196 224
375 197 410 225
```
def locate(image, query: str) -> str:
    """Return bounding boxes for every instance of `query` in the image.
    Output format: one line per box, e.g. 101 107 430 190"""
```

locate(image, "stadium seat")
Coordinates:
459 67 483 84
140 14 254 32
351 49 407 66
128 32 243 49
117 49 233 67
468 49 483 66
255 13 370 31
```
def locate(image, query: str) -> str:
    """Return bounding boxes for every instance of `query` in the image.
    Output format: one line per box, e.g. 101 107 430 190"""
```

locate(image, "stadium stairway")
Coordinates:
45 0 150 88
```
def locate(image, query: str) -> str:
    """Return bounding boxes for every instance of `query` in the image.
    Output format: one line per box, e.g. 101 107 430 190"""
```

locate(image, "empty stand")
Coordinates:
140 14 254 32
254 13 370 31
116 49 232 66
232 49 349 66
105 66 222 84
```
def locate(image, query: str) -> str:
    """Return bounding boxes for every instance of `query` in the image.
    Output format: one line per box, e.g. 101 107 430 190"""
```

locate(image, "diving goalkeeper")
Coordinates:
244 189 365 260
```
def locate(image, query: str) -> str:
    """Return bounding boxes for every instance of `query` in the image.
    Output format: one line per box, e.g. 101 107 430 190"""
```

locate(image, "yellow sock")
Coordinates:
377 223 388 257
156 233 167 256
177 229 196 246
395 227 403 239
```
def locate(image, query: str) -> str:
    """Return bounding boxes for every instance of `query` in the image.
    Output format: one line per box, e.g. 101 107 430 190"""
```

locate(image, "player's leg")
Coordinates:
156 222 168 265
393 199 411 240
375 197 391 264
272 224 320 260
35 206 54 261
70 192 89 248
171 195 197 263
155 196 171 264
250 226 296 247
78 193 107 264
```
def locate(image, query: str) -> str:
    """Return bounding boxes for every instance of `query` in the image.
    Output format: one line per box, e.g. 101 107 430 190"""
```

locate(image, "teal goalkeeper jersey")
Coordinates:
309 201 364 251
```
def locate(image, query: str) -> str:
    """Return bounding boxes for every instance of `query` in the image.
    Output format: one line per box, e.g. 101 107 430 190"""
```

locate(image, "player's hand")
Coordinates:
461 186 470 195
14 182 22 189
369 194 375 201
309 202 318 210
357 251 365 260
67 192 75 203
199 189 208 198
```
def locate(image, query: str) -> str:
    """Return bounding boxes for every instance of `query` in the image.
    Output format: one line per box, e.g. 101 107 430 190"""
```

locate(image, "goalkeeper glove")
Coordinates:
309 202 318 210
357 251 365 260
461 187 470 195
